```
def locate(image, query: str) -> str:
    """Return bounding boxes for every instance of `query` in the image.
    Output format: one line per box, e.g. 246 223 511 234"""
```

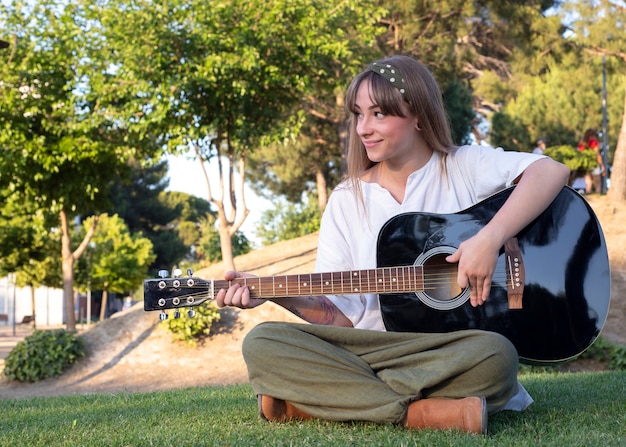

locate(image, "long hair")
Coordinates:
343 55 455 196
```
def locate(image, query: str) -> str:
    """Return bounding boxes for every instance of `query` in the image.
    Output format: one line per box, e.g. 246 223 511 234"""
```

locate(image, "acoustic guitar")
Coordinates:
144 186 611 364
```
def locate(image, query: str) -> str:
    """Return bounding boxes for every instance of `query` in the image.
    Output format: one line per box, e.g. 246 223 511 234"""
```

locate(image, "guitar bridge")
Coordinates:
504 238 525 309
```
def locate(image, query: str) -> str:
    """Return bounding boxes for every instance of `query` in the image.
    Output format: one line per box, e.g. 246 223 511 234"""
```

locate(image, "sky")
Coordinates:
166 153 273 247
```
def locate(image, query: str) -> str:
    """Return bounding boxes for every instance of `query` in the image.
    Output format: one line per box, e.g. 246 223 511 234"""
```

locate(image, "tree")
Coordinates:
107 160 216 271
80 215 155 321
0 1 161 330
256 194 321 246
196 214 251 265
490 61 623 152
0 195 62 328
375 1 561 143
246 115 344 212
81 0 385 271
558 0 626 201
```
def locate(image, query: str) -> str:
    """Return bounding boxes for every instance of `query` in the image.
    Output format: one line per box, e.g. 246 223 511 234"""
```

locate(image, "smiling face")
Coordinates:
352 79 422 167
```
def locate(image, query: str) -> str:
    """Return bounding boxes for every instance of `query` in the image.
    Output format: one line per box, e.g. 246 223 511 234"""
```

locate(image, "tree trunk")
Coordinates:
60 208 77 332
218 209 236 271
336 94 349 175
60 209 100 332
315 169 328 213
99 289 108 322
30 286 36 330
607 79 626 203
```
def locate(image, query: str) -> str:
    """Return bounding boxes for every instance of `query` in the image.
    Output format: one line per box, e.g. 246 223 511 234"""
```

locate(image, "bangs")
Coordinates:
346 71 407 117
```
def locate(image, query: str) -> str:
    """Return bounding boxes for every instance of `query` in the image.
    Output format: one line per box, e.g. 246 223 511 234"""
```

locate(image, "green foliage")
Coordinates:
489 58 623 156
442 79 474 146
77 214 155 294
246 116 342 206
161 304 221 346
0 196 62 288
519 336 626 374
256 195 321 246
490 111 532 152
3 330 85 382
580 337 626 371
544 145 597 174
108 160 209 270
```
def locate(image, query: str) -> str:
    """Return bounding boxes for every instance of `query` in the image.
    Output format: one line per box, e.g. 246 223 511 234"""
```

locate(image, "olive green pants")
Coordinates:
242 322 519 424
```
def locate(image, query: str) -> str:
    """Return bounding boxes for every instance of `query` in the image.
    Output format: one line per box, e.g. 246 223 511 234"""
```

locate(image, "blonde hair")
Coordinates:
343 55 455 198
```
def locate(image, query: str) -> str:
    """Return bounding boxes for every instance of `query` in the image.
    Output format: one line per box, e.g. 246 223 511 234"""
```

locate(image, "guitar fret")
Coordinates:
393 267 398 292
277 276 284 294
375 269 380 292
219 266 426 299
401 266 407 291
323 272 331 295
146 264 429 313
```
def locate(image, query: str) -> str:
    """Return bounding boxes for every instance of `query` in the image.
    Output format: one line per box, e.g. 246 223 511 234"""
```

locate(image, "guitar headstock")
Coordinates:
144 269 214 317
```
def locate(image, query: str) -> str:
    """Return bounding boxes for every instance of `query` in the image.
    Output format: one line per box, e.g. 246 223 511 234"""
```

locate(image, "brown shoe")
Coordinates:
404 396 487 434
257 395 313 422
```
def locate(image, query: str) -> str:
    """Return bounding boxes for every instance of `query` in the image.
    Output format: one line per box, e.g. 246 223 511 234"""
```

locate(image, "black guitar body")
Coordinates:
377 186 611 364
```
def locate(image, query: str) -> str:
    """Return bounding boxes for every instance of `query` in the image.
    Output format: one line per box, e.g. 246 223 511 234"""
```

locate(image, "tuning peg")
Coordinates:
187 307 196 318
187 268 193 276
159 311 168 321
173 268 182 278
158 270 169 278
174 310 181 319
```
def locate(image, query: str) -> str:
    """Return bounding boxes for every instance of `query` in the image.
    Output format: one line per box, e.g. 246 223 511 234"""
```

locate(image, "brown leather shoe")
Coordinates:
404 396 487 434
258 395 313 422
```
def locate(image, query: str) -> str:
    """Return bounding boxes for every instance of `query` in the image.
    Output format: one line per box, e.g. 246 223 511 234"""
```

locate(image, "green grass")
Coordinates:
1 371 624 447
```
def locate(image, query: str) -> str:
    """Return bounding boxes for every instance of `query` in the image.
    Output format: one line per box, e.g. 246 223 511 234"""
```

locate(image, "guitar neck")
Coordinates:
144 265 426 311
216 265 426 299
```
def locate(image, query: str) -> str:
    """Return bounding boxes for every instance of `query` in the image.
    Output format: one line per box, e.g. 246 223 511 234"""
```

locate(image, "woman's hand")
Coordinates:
215 270 266 309
445 229 501 307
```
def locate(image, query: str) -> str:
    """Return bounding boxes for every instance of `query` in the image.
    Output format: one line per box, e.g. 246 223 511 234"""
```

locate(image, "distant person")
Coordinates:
578 129 605 194
532 137 547 155
216 55 569 435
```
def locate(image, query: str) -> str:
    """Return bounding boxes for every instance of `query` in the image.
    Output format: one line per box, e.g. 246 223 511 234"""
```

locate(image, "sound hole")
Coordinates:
424 253 463 301
414 246 470 310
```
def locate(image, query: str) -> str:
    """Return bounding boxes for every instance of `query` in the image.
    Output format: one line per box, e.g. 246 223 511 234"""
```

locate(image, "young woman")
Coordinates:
216 55 570 434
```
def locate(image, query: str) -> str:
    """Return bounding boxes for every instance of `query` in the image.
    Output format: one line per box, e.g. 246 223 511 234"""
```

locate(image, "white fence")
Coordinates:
0 276 65 326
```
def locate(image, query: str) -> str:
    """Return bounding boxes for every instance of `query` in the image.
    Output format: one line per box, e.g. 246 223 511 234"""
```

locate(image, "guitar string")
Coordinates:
154 270 514 301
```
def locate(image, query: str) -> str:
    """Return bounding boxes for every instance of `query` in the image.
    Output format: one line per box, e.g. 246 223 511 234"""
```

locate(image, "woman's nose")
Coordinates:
356 116 371 136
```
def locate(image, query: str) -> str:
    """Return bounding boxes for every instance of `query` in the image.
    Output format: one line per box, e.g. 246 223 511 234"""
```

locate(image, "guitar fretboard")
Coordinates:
213 265 425 299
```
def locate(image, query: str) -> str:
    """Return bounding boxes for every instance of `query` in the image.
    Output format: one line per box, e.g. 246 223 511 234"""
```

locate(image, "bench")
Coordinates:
0 313 7 324
20 315 34 325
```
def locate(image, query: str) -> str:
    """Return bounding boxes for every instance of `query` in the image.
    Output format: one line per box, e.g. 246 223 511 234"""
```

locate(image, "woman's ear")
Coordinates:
415 120 422 131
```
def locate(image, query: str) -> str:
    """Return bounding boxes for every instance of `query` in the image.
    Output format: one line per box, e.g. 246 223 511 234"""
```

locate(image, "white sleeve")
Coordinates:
314 187 386 330
452 146 546 202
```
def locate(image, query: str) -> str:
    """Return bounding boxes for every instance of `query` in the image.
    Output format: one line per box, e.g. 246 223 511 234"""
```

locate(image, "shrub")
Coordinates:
580 336 626 371
3 329 85 382
544 145 597 173
161 304 221 346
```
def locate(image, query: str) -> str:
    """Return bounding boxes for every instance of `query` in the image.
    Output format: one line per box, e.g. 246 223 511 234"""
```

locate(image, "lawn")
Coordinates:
1 370 624 446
